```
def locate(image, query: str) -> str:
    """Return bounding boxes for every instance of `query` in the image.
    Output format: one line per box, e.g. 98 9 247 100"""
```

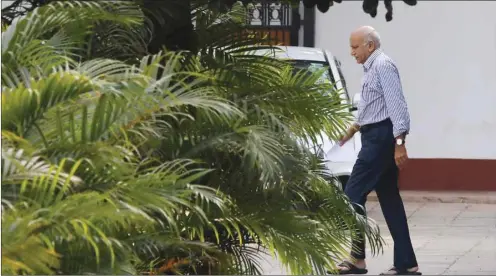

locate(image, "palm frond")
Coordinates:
2 0 143 78
1 148 82 202
1 1 386 275
1 70 94 136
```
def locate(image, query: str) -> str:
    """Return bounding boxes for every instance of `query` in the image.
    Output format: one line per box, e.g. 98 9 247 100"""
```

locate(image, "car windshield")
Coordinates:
289 60 333 86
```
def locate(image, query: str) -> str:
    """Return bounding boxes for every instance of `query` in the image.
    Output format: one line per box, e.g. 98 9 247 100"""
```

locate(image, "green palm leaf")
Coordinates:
1 71 94 136
1 1 385 275
2 1 143 79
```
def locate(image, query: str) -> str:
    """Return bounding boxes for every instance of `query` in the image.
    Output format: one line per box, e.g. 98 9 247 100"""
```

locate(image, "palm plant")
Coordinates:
1 1 384 275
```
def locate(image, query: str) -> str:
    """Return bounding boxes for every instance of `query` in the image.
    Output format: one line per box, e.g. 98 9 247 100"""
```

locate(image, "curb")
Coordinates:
367 191 496 204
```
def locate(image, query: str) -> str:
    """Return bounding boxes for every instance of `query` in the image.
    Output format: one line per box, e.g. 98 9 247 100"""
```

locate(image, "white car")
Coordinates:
254 46 362 188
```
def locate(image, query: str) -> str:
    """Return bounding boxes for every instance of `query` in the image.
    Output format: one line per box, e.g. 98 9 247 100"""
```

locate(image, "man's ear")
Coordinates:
368 42 374 53
369 41 377 52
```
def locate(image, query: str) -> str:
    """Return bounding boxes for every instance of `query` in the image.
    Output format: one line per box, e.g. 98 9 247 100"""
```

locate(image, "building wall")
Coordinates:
315 1 496 190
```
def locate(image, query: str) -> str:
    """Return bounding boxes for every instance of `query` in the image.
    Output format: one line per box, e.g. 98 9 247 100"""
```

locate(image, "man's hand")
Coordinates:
339 124 359 146
394 144 409 169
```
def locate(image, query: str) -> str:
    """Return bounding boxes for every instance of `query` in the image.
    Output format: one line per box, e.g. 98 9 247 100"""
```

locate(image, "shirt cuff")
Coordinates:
393 129 409 138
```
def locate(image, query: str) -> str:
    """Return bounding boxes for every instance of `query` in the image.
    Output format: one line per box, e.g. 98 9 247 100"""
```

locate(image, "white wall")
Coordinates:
315 1 496 160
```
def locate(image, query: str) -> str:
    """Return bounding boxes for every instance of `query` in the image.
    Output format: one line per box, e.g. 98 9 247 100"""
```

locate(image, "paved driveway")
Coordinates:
259 202 496 275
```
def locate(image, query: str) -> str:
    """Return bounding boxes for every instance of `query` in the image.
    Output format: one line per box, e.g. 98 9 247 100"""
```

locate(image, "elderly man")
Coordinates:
334 26 421 275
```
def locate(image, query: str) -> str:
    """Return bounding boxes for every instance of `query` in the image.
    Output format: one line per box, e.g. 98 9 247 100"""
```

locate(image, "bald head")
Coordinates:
353 26 381 48
349 26 381 64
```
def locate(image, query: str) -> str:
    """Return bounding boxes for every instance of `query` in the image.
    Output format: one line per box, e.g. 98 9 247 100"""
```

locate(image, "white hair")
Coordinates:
357 26 381 48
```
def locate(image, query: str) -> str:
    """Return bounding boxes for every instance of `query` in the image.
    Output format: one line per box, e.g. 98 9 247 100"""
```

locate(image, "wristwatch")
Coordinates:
396 138 405 146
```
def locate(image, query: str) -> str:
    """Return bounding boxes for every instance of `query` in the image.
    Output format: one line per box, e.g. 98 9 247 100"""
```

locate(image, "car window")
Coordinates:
289 60 336 87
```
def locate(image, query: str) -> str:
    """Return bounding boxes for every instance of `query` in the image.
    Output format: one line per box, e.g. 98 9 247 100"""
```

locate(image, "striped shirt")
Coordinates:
357 49 410 138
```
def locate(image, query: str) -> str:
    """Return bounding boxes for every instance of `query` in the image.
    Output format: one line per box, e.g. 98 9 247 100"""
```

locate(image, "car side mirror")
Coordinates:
349 93 361 112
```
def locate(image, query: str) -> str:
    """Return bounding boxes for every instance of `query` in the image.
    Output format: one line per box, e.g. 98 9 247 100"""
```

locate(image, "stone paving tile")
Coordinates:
464 251 496 259
471 237 496 252
419 265 452 275
259 203 496 275
448 258 496 272
443 270 496 275
450 218 495 228
415 254 460 263
409 227 448 236
408 219 453 227
421 240 481 253
457 204 496 218
366 202 425 221
412 202 468 215
442 227 493 235
367 201 380 211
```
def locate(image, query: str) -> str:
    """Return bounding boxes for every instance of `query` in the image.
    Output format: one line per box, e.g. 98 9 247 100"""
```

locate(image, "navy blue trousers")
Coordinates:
344 119 418 270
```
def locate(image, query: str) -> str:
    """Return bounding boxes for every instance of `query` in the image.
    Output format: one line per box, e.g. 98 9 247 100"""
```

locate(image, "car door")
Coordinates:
324 51 361 162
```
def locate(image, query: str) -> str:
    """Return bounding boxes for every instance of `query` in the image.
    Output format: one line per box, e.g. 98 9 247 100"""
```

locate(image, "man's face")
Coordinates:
350 33 372 64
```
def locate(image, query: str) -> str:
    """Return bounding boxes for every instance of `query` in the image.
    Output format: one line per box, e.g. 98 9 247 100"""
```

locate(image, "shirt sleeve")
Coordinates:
377 61 410 137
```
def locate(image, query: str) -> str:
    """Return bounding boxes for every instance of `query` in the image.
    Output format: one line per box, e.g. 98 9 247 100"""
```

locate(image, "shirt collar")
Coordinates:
363 48 382 71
